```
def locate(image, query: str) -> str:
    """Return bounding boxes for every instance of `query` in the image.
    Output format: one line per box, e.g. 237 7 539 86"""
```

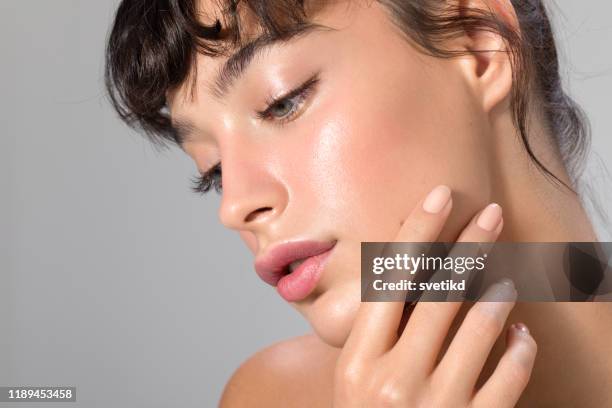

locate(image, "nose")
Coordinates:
217 150 287 233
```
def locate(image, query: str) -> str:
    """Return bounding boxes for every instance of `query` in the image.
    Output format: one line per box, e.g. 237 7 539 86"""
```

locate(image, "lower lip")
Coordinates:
276 247 335 302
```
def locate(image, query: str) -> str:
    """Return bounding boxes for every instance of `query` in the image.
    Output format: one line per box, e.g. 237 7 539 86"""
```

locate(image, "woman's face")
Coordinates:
168 0 495 346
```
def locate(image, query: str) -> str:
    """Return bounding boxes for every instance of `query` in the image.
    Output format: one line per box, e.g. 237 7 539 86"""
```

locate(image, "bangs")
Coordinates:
104 0 314 147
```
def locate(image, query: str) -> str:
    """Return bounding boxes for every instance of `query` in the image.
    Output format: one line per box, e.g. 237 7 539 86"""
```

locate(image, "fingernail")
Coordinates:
479 278 517 303
477 203 502 232
422 185 451 214
512 322 530 335
499 277 515 288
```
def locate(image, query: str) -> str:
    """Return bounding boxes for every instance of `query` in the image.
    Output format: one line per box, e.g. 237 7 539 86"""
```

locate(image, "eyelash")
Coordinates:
190 73 320 196
190 162 222 195
256 73 320 125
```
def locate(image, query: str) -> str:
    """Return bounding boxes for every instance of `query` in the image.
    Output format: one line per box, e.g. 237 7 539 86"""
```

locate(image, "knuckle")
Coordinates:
374 379 406 407
334 358 365 390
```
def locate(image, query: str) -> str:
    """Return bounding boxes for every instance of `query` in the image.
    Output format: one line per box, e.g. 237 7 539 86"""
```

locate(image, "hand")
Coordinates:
333 185 537 407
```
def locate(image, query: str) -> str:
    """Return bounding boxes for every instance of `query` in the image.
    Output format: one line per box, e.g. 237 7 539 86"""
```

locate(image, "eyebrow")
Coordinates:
171 22 332 147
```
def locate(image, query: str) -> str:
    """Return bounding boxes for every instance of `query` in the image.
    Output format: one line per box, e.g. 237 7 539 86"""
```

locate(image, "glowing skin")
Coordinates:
166 0 611 406
170 0 499 344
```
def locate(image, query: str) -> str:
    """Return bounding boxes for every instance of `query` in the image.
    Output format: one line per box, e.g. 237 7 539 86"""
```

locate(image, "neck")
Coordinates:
487 111 611 406
489 108 598 242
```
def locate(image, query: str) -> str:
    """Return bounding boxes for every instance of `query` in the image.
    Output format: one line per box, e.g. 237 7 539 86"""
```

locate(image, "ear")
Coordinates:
452 0 520 114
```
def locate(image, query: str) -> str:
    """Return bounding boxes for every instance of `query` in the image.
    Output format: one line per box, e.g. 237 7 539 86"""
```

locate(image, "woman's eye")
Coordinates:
190 73 320 196
269 99 297 119
256 72 320 125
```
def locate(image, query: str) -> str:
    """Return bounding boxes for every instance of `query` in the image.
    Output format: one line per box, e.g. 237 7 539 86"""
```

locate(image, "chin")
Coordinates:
301 281 362 348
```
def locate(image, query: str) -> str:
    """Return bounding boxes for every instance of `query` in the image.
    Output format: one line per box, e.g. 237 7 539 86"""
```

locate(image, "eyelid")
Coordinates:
191 72 321 196
201 162 221 180
256 71 321 119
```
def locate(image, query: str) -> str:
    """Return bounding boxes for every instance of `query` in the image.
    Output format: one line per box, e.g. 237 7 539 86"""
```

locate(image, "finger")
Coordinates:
425 203 504 302
392 203 504 375
456 203 504 241
432 277 518 401
344 185 452 360
472 323 537 408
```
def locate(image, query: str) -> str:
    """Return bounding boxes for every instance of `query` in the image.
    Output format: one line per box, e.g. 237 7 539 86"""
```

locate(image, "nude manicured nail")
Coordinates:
422 185 451 214
479 279 517 303
512 322 530 335
476 203 502 232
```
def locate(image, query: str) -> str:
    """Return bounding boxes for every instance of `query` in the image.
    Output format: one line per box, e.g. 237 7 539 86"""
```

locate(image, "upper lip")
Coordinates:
254 239 337 286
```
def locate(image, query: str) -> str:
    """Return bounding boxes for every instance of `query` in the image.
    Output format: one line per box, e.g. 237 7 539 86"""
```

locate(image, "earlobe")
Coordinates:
453 0 519 114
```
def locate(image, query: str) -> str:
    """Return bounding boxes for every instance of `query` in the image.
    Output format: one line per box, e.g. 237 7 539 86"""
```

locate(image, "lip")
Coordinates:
254 240 337 301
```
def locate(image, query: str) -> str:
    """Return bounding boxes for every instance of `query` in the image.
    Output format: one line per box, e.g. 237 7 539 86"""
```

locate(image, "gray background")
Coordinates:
1 1 610 407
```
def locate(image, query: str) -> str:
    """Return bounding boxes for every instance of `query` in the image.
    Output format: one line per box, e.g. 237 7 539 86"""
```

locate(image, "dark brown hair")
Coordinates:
104 0 590 193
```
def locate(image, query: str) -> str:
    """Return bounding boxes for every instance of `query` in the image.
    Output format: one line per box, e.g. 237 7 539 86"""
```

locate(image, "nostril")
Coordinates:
244 207 273 223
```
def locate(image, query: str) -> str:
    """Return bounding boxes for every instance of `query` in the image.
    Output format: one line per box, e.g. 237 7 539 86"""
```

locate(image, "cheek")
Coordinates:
302 74 492 243
288 68 495 346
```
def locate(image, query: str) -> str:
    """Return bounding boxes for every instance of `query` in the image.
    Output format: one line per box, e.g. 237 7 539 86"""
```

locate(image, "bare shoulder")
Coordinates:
219 333 341 408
